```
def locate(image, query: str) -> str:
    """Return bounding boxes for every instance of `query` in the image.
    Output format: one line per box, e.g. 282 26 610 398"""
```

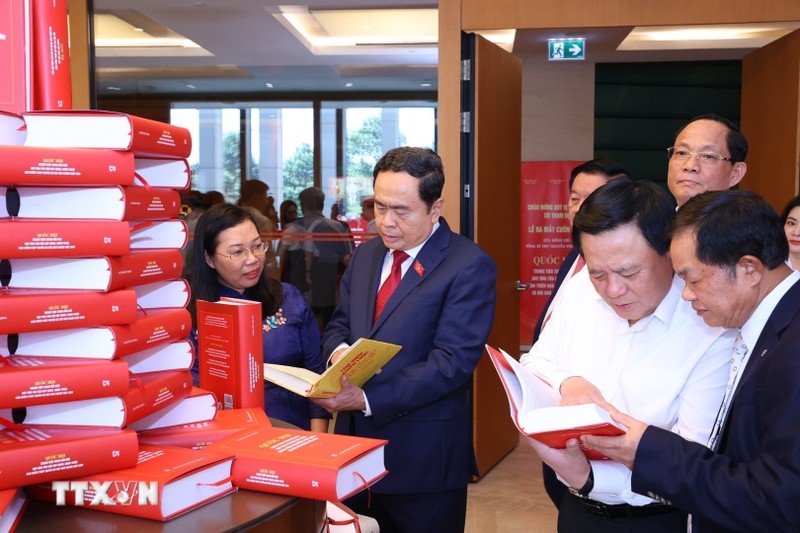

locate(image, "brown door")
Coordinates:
463 32 522 478
741 29 800 209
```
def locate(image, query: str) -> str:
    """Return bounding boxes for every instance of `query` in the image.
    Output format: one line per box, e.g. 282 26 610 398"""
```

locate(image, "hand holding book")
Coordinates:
485 345 627 460
264 338 401 399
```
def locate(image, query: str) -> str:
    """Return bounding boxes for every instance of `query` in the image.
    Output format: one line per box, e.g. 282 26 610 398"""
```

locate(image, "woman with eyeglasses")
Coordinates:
190 203 331 432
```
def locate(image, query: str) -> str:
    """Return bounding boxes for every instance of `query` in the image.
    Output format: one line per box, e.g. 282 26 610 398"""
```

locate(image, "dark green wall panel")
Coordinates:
594 61 742 185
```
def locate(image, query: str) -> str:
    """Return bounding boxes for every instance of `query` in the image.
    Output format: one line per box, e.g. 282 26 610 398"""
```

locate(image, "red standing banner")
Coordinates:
519 161 583 347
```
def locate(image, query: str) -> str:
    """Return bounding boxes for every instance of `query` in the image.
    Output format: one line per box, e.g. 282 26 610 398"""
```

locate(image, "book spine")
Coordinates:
0 429 139 490
128 115 192 159
110 308 192 358
0 288 139 335
230 455 337 500
122 187 182 221
0 220 131 259
106 250 184 291
197 301 264 410
31 0 71 110
0 358 129 408
0 146 135 186
123 369 193 425
0 0 32 114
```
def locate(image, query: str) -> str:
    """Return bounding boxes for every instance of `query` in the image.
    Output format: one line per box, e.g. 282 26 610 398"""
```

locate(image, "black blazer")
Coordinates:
632 278 800 532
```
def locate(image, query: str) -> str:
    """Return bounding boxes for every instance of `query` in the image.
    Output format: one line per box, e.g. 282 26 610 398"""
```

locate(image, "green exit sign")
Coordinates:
548 38 585 61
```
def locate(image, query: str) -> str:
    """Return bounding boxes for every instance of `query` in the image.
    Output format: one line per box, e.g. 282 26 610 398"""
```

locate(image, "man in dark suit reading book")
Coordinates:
583 191 800 532
520 180 736 532
313 147 497 533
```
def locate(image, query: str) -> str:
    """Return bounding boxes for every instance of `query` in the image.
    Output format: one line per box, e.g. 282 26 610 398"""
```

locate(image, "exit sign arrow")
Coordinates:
548 38 586 61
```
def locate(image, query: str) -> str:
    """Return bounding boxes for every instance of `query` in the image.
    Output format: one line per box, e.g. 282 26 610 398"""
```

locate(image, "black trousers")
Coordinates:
344 487 468 533
558 492 687 533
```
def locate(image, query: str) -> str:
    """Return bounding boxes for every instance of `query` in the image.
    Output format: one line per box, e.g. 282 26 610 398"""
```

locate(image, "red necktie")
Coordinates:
374 250 409 323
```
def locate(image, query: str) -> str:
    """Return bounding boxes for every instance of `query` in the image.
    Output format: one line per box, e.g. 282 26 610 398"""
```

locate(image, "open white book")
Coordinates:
264 338 401 399
486 345 625 459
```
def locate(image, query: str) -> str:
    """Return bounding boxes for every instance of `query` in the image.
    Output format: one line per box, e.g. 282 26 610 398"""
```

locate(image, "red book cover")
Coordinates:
123 369 194 426
0 288 139 335
31 0 71 110
122 186 182 220
133 279 191 310
0 308 193 359
0 0 32 114
106 308 193 358
134 158 191 190
209 426 388 501
26 444 235 521
1 369 193 428
197 298 264 410
128 386 216 432
485 345 624 460
0 425 138 490
0 487 27 533
0 146 135 186
130 219 188 250
0 219 131 259
138 407 271 450
4 250 183 291
20 110 192 159
1 185 181 220
0 357 129 408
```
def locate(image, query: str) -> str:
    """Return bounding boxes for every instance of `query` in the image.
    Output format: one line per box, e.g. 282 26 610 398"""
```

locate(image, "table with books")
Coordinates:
16 419 326 533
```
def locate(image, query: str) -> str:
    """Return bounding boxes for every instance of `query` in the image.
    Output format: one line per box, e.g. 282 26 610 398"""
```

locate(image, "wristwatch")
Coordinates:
568 466 594 499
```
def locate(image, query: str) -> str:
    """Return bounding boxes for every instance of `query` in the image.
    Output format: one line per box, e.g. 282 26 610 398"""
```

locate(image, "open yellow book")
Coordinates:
263 338 402 398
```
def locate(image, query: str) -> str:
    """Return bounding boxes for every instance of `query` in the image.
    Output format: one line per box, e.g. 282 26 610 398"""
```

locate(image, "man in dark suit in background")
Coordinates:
314 147 497 533
585 190 800 532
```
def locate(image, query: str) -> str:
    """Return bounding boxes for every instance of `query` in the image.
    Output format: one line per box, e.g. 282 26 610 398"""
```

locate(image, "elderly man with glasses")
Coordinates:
666 114 748 208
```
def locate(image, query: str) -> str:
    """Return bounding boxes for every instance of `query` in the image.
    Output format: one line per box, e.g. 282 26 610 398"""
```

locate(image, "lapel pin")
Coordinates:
414 261 425 277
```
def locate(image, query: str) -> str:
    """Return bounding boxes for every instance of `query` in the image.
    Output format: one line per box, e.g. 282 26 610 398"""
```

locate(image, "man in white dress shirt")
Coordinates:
521 180 736 532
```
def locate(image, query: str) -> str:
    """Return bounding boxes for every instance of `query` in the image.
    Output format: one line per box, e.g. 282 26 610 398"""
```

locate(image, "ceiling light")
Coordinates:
344 82 354 88
271 6 438 58
474 29 517 52
265 83 274 88
185 84 197 89
420 82 432 87
93 13 208 55
107 86 122 91
619 22 800 51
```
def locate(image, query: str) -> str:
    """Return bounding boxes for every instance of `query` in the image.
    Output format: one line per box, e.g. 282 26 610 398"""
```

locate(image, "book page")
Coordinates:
262 364 319 395
499 347 559 413
264 338 401 398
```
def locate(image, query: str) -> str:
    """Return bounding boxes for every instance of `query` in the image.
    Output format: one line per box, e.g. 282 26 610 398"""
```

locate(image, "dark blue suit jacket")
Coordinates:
632 277 800 532
323 218 497 494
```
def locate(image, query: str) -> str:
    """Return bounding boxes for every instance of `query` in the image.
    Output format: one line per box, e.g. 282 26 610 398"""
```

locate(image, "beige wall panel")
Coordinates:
522 61 595 161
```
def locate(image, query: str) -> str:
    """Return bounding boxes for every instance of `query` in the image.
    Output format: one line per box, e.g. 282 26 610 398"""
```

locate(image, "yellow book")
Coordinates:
263 338 402 398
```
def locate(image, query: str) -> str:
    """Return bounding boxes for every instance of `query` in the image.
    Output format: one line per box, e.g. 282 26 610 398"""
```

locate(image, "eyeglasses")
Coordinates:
216 242 268 262
667 147 734 166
